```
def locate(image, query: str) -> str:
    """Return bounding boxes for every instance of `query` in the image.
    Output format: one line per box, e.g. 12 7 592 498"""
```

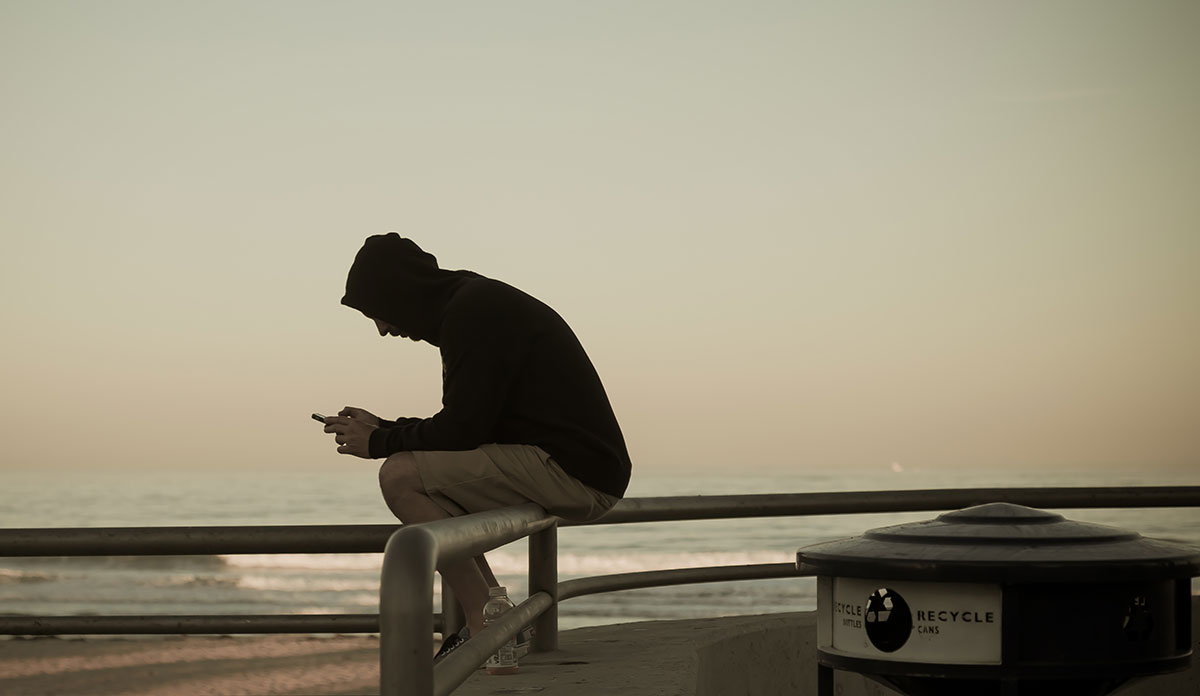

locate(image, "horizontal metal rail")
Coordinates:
0 613 394 635
575 486 1200 526
3 488 1196 557
558 562 808 601
0 524 400 557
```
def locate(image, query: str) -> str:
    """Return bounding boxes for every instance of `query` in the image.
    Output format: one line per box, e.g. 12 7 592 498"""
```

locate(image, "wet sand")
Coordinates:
0 634 384 696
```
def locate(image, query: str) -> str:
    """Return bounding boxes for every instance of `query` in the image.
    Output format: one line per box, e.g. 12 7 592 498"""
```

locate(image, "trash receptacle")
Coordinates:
796 502 1200 696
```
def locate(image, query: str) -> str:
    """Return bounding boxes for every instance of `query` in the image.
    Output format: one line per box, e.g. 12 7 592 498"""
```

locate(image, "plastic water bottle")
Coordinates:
483 586 518 675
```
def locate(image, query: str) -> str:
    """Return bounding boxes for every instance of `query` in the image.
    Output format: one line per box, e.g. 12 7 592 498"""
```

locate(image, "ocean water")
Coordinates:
1 466 1197 632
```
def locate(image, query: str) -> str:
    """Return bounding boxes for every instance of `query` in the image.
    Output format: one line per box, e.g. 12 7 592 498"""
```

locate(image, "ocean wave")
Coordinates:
484 550 794 576
194 550 797 581
220 554 381 572
140 574 240 589
216 549 796 575
0 568 55 584
235 575 379 593
1 555 229 571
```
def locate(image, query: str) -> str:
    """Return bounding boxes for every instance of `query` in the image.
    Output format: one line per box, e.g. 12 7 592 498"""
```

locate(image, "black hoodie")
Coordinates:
340 234 632 498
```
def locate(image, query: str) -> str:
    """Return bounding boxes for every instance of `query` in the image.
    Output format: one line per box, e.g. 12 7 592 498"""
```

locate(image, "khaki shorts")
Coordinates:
413 443 619 523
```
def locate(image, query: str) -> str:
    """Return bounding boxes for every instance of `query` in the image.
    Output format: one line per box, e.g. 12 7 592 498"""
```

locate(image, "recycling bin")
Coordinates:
796 502 1200 696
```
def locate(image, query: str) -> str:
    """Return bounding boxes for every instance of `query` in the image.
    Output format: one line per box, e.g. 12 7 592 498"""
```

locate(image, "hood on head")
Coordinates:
340 233 467 344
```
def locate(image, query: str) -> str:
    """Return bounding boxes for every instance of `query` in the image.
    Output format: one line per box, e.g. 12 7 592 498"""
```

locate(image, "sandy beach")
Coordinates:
0 635 385 696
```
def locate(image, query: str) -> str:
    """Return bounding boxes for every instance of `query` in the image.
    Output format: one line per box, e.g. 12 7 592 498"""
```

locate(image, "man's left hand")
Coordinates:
323 416 378 458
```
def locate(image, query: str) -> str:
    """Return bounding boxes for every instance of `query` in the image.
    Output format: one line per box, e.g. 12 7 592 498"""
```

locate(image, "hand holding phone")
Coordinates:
317 410 376 459
337 406 381 428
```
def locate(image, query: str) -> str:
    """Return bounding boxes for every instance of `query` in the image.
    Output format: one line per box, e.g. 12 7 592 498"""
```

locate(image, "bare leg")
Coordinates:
379 453 489 636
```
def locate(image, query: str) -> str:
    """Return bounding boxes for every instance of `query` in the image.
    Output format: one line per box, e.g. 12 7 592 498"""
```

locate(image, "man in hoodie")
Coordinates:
322 233 632 654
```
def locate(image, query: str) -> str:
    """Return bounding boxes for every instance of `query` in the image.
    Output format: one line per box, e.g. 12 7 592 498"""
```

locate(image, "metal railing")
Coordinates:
3 486 1199 696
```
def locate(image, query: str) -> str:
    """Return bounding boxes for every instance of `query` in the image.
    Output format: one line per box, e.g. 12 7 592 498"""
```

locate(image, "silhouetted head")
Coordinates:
341 234 466 345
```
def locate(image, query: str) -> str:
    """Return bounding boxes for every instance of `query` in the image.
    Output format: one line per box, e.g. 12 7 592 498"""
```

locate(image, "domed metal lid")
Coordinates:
796 502 1200 582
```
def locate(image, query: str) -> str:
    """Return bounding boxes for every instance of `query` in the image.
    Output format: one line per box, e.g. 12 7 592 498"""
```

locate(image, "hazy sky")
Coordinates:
2 1 1197 476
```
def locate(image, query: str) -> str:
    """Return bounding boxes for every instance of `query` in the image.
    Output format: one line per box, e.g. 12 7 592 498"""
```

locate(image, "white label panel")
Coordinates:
826 577 1002 664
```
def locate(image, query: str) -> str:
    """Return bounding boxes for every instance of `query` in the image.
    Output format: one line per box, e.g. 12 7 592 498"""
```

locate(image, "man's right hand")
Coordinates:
338 406 381 428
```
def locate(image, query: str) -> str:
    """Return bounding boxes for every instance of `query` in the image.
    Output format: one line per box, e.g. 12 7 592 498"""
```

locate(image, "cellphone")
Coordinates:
311 413 327 424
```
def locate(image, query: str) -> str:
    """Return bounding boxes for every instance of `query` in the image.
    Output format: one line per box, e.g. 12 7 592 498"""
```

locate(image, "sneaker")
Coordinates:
434 627 470 663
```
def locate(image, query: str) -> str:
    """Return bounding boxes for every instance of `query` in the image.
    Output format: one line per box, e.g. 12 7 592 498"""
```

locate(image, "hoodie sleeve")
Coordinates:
367 286 527 457
376 417 422 430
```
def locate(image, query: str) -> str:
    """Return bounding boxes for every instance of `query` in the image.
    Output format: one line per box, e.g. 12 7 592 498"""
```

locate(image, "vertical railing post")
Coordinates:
380 525 438 696
528 522 558 652
441 578 464 637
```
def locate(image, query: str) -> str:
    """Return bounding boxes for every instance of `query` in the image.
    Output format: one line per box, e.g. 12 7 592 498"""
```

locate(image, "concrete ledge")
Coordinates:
454 613 800 696
455 598 1200 696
